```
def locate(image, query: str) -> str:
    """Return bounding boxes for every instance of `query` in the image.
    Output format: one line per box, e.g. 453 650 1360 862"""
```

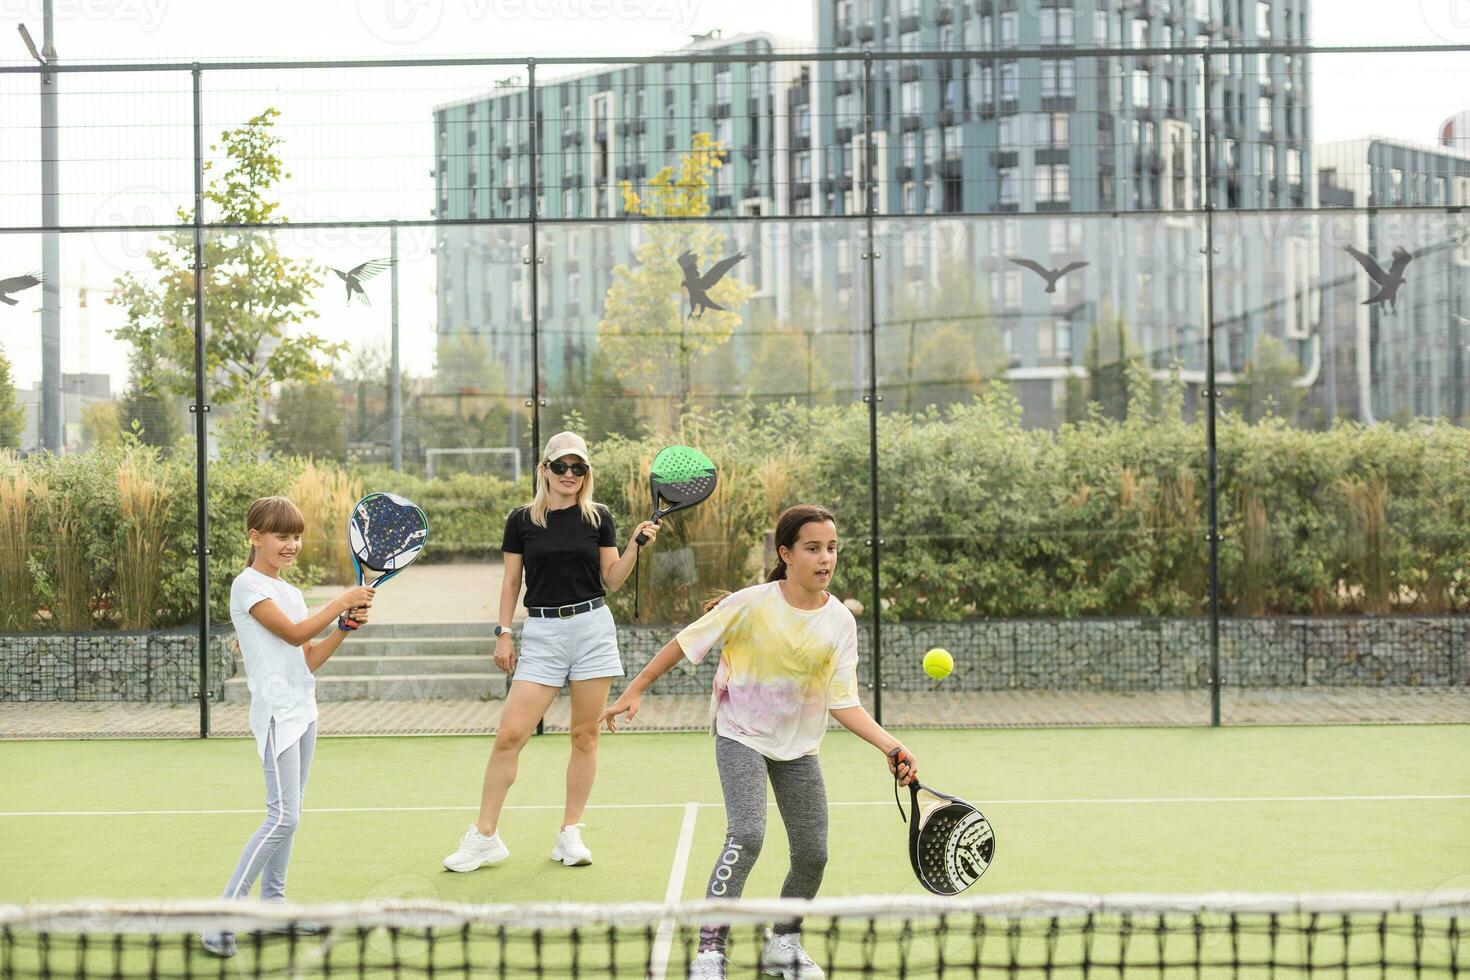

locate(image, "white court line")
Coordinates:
649 803 700 980
1 794 1466 818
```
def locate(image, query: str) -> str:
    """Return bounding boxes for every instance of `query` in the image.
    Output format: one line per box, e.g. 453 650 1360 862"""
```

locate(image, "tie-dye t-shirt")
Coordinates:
675 581 862 761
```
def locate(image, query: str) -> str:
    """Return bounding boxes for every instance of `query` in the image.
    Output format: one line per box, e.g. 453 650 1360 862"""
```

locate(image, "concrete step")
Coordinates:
315 655 496 676
224 673 507 703
322 622 500 639
325 637 493 658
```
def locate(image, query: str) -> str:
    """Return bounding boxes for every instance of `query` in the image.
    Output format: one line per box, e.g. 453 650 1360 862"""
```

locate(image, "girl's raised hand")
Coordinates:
340 585 375 611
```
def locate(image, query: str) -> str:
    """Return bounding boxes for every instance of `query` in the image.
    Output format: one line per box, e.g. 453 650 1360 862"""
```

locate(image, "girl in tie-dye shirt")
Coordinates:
602 505 918 980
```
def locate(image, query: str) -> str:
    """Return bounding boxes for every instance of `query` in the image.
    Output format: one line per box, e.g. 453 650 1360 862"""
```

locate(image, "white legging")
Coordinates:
220 719 316 902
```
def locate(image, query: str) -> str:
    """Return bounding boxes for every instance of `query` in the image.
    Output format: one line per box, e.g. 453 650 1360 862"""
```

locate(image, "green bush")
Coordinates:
4 395 1470 631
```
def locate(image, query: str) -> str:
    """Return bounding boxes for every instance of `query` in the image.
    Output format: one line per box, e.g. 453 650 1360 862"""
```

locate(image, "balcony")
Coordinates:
836 125 855 142
897 164 915 181
938 158 963 178
1035 147 1070 165
899 13 920 33
712 102 732 119
901 115 922 132
901 63 922 83
937 108 956 126
836 26 854 46
856 22 875 41
616 121 630 136
743 183 762 199
712 194 733 211
632 118 646 134
990 150 1019 167
934 2 954 25
836 78 855 96
793 135 811 151
742 144 762 160
498 145 512 159
562 131 582 147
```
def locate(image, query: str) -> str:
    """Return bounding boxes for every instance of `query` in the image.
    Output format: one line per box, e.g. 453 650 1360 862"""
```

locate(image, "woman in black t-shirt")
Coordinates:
442 430 660 873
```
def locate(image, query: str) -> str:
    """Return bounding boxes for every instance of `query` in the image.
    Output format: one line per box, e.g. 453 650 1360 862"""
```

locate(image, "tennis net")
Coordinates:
1 893 1464 979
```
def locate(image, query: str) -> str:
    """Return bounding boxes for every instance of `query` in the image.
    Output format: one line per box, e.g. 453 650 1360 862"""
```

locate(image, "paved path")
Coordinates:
306 562 523 625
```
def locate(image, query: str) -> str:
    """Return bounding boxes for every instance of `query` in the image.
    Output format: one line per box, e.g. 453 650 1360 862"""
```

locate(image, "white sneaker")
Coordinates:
550 823 592 866
761 932 824 979
688 949 728 979
442 825 510 872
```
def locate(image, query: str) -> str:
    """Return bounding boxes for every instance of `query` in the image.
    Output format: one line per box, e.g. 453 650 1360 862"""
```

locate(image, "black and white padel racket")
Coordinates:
339 492 428 630
889 747 995 895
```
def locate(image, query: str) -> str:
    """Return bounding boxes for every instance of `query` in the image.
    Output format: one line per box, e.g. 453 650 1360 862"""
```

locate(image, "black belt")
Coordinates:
526 597 606 618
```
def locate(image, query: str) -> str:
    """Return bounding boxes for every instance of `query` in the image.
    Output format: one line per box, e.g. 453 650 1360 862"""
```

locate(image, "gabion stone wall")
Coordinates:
611 616 1469 696
0 630 238 703
2 617 1464 703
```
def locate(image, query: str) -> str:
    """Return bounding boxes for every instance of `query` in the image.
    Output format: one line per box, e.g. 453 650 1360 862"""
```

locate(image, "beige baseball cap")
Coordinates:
542 431 590 463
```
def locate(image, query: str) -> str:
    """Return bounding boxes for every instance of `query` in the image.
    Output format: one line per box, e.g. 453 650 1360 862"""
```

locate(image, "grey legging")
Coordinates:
221 719 317 904
699 736 829 953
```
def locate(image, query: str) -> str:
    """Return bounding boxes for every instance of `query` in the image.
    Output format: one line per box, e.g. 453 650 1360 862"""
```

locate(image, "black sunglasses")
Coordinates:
545 460 589 477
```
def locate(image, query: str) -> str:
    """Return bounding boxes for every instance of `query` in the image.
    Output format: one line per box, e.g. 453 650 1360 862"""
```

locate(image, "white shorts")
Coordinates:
514 603 624 688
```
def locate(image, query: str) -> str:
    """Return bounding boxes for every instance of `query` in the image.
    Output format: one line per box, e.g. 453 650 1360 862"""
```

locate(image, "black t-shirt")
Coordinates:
501 504 617 608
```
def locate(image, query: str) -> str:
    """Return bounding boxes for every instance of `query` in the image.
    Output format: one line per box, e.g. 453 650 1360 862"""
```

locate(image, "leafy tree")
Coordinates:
268 378 345 459
0 346 25 449
597 133 754 434
117 347 182 450
110 108 344 419
879 261 1008 412
80 402 123 450
1066 313 1149 423
1230 334 1305 424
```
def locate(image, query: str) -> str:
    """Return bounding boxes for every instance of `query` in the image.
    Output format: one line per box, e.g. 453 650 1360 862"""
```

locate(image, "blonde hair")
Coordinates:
246 496 306 566
528 449 602 529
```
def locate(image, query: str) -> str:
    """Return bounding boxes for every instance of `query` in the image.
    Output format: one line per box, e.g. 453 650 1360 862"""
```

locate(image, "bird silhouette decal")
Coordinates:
1008 257 1089 294
1344 245 1412 314
330 258 395 307
0 272 43 307
677 249 746 318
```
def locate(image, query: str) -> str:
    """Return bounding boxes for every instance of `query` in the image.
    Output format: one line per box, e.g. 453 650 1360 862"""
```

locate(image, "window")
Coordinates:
902 80 922 114
902 130 919 166
981 15 993 45
1053 164 1070 202
998 116 1016 147
715 68 732 104
1132 69 1150 108
715 116 732 147
563 187 575 214
1059 61 1075 97
1041 60 1076 98
999 167 1017 205
943 125 961 159
1036 164 1053 202
1001 62 1019 100
1000 11 1017 45
751 64 764 93
1131 18 1147 47
796 152 811 180
1256 0 1271 37
797 104 811 138
981 65 994 103
1004 270 1021 309
1259 96 1271 135
1040 5 1074 44
1095 10 1108 42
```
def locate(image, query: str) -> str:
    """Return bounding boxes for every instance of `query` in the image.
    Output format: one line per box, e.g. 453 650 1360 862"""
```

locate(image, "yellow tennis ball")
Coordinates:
923 648 954 680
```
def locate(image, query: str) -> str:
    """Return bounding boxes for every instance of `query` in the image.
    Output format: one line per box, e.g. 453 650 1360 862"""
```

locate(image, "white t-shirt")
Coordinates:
230 567 316 760
675 581 862 761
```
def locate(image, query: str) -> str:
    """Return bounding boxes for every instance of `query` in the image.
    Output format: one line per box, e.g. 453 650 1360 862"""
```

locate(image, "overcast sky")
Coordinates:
0 0 1466 392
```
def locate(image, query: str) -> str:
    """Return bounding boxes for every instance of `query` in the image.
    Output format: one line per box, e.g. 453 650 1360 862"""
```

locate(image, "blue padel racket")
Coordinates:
339 492 428 630
889 747 995 895
634 446 718 546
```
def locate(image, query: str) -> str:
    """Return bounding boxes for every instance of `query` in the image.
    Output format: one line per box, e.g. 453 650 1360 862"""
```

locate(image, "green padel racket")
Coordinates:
635 446 718 545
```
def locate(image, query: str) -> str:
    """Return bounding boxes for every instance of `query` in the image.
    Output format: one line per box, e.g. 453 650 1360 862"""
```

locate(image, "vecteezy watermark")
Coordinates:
358 0 701 45
1419 0 1470 43
0 0 169 33
357 0 446 45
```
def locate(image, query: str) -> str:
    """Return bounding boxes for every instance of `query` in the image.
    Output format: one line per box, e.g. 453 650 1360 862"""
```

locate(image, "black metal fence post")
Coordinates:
191 64 211 738
1201 49 1223 727
861 52 884 725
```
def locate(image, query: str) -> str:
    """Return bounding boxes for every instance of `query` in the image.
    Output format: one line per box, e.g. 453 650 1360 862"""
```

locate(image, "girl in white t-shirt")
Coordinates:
202 496 376 959
602 504 918 980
